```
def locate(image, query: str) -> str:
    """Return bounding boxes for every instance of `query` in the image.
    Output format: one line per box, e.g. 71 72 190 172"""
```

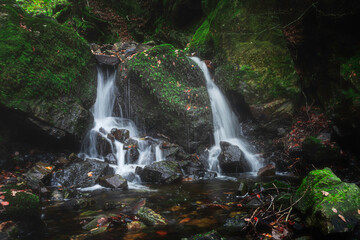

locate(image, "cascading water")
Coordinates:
190 57 262 173
80 65 163 182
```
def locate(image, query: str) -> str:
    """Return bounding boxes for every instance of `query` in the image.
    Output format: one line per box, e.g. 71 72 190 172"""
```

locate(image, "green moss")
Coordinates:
128 44 210 115
190 0 298 103
0 4 94 111
295 168 360 233
0 184 40 219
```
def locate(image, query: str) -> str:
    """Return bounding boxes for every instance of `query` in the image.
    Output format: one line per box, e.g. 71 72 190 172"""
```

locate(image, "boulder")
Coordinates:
257 164 276 177
95 133 113 157
24 162 54 189
137 207 167 226
294 168 360 234
104 153 117 165
125 148 139 164
99 174 128 189
139 160 183 184
0 5 96 145
111 128 130 143
218 141 251 173
52 159 111 188
121 44 213 151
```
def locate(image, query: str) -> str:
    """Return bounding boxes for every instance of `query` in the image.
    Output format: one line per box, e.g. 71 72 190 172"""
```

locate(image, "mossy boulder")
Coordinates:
294 168 360 234
0 4 96 144
122 44 212 151
189 0 298 104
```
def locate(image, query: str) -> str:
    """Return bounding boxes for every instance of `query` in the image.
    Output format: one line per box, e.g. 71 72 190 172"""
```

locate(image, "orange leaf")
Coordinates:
179 218 191 224
256 194 261 199
88 172 93 177
156 231 167 236
1 201 9 206
338 214 346 222
45 166 53 170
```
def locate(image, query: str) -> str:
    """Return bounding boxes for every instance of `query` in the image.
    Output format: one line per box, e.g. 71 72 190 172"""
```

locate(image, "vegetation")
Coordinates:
0 4 94 111
128 44 210 115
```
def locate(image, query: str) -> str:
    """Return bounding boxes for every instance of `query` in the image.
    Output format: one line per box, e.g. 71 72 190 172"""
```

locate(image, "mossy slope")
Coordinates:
189 0 298 103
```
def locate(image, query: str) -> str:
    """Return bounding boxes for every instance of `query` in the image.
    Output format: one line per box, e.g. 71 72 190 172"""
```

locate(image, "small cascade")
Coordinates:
190 57 262 173
80 65 164 181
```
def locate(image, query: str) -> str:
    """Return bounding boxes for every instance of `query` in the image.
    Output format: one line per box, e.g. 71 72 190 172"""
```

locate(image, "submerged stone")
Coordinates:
295 168 360 234
137 207 168 226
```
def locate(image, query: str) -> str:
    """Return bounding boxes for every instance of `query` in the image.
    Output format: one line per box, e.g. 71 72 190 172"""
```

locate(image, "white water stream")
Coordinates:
80 66 163 181
190 57 262 173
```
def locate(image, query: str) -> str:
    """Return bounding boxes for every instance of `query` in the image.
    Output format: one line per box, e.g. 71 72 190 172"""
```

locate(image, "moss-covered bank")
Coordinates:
189 0 298 104
0 3 96 145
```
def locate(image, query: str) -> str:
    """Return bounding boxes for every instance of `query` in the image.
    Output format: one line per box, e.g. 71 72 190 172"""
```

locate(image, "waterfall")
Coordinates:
190 57 262 173
80 65 164 179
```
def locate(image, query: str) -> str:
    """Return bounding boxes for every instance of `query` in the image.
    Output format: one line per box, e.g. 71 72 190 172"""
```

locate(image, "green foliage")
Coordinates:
341 54 360 91
16 0 68 16
0 4 93 110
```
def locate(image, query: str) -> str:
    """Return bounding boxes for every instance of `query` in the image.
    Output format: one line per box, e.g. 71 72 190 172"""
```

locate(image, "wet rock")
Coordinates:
139 160 183 184
135 166 143 175
98 174 128 189
104 153 117 165
24 162 54 190
51 189 64 201
192 170 217 179
122 172 136 182
95 133 113 157
95 54 119 66
220 214 247 233
62 198 96 209
107 133 115 142
218 141 251 173
111 128 129 143
187 230 223 240
295 168 360 234
52 159 111 188
257 164 276 177
124 138 139 149
125 148 139 164
237 181 249 196
137 207 167 226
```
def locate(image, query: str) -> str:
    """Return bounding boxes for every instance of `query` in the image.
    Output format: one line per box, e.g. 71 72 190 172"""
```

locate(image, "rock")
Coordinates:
237 181 249 196
137 207 167 226
122 44 212 151
257 164 276 177
95 133 113 157
51 189 64 201
125 47 136 57
125 148 139 164
139 160 183 184
122 172 136 182
218 141 251 173
135 166 143 175
95 54 119 66
104 153 117 165
110 128 130 143
187 230 223 240
24 162 54 190
294 168 360 234
0 5 96 145
124 138 139 149
52 159 111 188
62 198 96 209
98 174 128 189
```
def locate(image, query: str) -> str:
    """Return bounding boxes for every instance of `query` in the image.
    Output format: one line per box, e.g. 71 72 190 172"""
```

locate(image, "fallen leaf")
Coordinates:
179 218 191 224
88 172 93 177
338 214 346 222
0 196 4 199
156 231 167 236
358 209 360 215
244 218 251 222
0 201 9 206
332 207 337 213
45 166 53 170
321 191 329 196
